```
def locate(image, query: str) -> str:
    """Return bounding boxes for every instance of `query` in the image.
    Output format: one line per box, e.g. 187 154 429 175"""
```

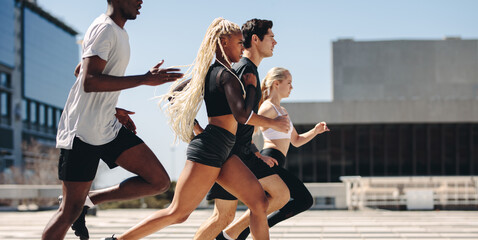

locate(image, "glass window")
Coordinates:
0 72 10 88
1 92 9 116
472 125 478 175
30 102 37 123
357 125 371 176
385 125 399 175
429 124 442 175
343 126 357 176
415 124 428 175
47 107 53 127
39 104 45 125
399 125 413 176
22 99 28 122
457 124 470 174
442 125 457 175
371 125 385 176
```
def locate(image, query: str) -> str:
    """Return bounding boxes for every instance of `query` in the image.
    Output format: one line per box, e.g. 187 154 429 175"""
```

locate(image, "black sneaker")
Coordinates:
72 205 90 239
101 234 117 240
58 196 90 240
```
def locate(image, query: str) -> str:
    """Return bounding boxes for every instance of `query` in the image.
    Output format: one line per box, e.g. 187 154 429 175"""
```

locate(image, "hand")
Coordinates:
144 60 184 86
315 121 330 134
242 73 257 87
74 62 81 77
193 119 204 135
115 108 137 134
270 115 290 133
258 154 278 168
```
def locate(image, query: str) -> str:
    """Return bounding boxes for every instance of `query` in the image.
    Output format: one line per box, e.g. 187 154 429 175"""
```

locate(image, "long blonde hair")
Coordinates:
260 67 290 107
160 18 241 143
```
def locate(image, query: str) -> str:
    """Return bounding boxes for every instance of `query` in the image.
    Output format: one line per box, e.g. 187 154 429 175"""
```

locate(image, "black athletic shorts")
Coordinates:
58 127 144 182
261 148 286 168
206 145 276 200
187 125 235 168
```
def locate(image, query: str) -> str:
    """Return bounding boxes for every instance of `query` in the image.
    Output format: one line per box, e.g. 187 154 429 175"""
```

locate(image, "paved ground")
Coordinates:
0 208 477 239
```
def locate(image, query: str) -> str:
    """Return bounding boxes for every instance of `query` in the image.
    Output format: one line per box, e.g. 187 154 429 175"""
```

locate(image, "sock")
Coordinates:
223 231 234 240
84 195 94 208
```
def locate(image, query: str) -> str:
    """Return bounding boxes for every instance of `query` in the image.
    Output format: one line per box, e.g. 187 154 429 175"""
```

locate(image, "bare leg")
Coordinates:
42 181 92 239
116 160 220 239
89 143 170 205
224 174 290 238
193 199 238 240
216 156 270 240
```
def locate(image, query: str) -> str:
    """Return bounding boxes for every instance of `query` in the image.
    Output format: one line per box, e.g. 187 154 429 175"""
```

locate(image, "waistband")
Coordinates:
260 148 286 168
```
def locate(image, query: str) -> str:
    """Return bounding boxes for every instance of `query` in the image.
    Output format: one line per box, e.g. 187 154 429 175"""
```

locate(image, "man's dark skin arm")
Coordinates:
82 57 183 92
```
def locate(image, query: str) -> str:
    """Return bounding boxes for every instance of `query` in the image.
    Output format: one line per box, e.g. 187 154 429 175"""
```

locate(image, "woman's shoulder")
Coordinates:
258 100 277 117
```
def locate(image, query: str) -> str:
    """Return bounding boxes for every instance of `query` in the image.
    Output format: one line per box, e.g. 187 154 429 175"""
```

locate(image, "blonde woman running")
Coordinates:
222 67 330 239
102 18 289 240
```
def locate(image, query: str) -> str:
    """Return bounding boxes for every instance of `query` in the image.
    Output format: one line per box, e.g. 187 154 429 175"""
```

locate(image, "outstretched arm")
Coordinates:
82 57 183 92
290 121 330 147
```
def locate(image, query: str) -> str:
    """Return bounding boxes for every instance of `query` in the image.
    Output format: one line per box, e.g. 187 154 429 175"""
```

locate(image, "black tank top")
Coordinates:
204 62 234 117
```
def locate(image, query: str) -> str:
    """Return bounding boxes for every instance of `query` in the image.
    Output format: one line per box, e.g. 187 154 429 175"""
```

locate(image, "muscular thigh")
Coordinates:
274 166 310 198
216 155 266 206
115 143 169 183
259 174 288 197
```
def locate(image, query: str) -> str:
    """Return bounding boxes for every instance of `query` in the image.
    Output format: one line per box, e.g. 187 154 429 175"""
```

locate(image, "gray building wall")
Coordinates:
286 39 478 124
332 39 478 102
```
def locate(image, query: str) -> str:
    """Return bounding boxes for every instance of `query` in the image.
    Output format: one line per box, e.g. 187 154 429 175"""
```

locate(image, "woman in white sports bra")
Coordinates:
233 67 330 239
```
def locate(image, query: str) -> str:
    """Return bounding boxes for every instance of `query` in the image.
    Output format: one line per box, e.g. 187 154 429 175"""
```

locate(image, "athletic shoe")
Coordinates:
72 206 90 239
58 195 90 240
101 234 117 240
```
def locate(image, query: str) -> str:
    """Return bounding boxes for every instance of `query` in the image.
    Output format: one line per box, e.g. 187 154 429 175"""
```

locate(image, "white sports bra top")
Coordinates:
262 102 293 140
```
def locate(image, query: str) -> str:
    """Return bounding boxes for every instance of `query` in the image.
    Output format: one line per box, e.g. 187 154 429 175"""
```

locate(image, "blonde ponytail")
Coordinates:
259 67 290 107
160 18 241 143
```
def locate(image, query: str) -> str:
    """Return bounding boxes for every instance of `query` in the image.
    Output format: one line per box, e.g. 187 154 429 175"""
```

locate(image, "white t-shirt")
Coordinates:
56 14 130 149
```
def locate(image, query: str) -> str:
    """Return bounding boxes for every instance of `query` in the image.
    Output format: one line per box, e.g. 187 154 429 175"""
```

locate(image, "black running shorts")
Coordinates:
187 125 235 168
58 127 144 182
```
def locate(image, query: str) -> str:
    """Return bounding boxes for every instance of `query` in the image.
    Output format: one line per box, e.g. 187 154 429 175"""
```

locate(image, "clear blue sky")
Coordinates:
37 0 478 183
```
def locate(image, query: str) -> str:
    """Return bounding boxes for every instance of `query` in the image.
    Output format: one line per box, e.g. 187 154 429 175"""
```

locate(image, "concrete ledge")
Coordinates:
0 184 62 199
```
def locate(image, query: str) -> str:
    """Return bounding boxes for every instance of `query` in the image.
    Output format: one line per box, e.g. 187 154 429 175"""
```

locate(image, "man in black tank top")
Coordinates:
195 19 291 240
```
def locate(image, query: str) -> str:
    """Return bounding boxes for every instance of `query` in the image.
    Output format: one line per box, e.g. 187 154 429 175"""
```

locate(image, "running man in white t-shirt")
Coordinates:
41 1 183 239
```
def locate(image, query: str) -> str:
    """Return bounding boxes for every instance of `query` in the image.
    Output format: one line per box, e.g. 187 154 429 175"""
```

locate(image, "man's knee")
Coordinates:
212 208 235 227
59 203 84 223
151 176 171 194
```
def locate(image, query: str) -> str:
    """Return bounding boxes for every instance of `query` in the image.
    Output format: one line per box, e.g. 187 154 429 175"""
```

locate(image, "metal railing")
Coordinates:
340 176 478 210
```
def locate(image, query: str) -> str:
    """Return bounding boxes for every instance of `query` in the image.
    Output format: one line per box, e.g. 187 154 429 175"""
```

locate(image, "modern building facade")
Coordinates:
282 38 478 182
0 0 78 172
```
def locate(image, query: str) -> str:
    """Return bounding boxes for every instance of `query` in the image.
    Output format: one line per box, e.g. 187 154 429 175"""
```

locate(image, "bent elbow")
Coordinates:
290 139 301 148
83 78 95 92
234 115 248 125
